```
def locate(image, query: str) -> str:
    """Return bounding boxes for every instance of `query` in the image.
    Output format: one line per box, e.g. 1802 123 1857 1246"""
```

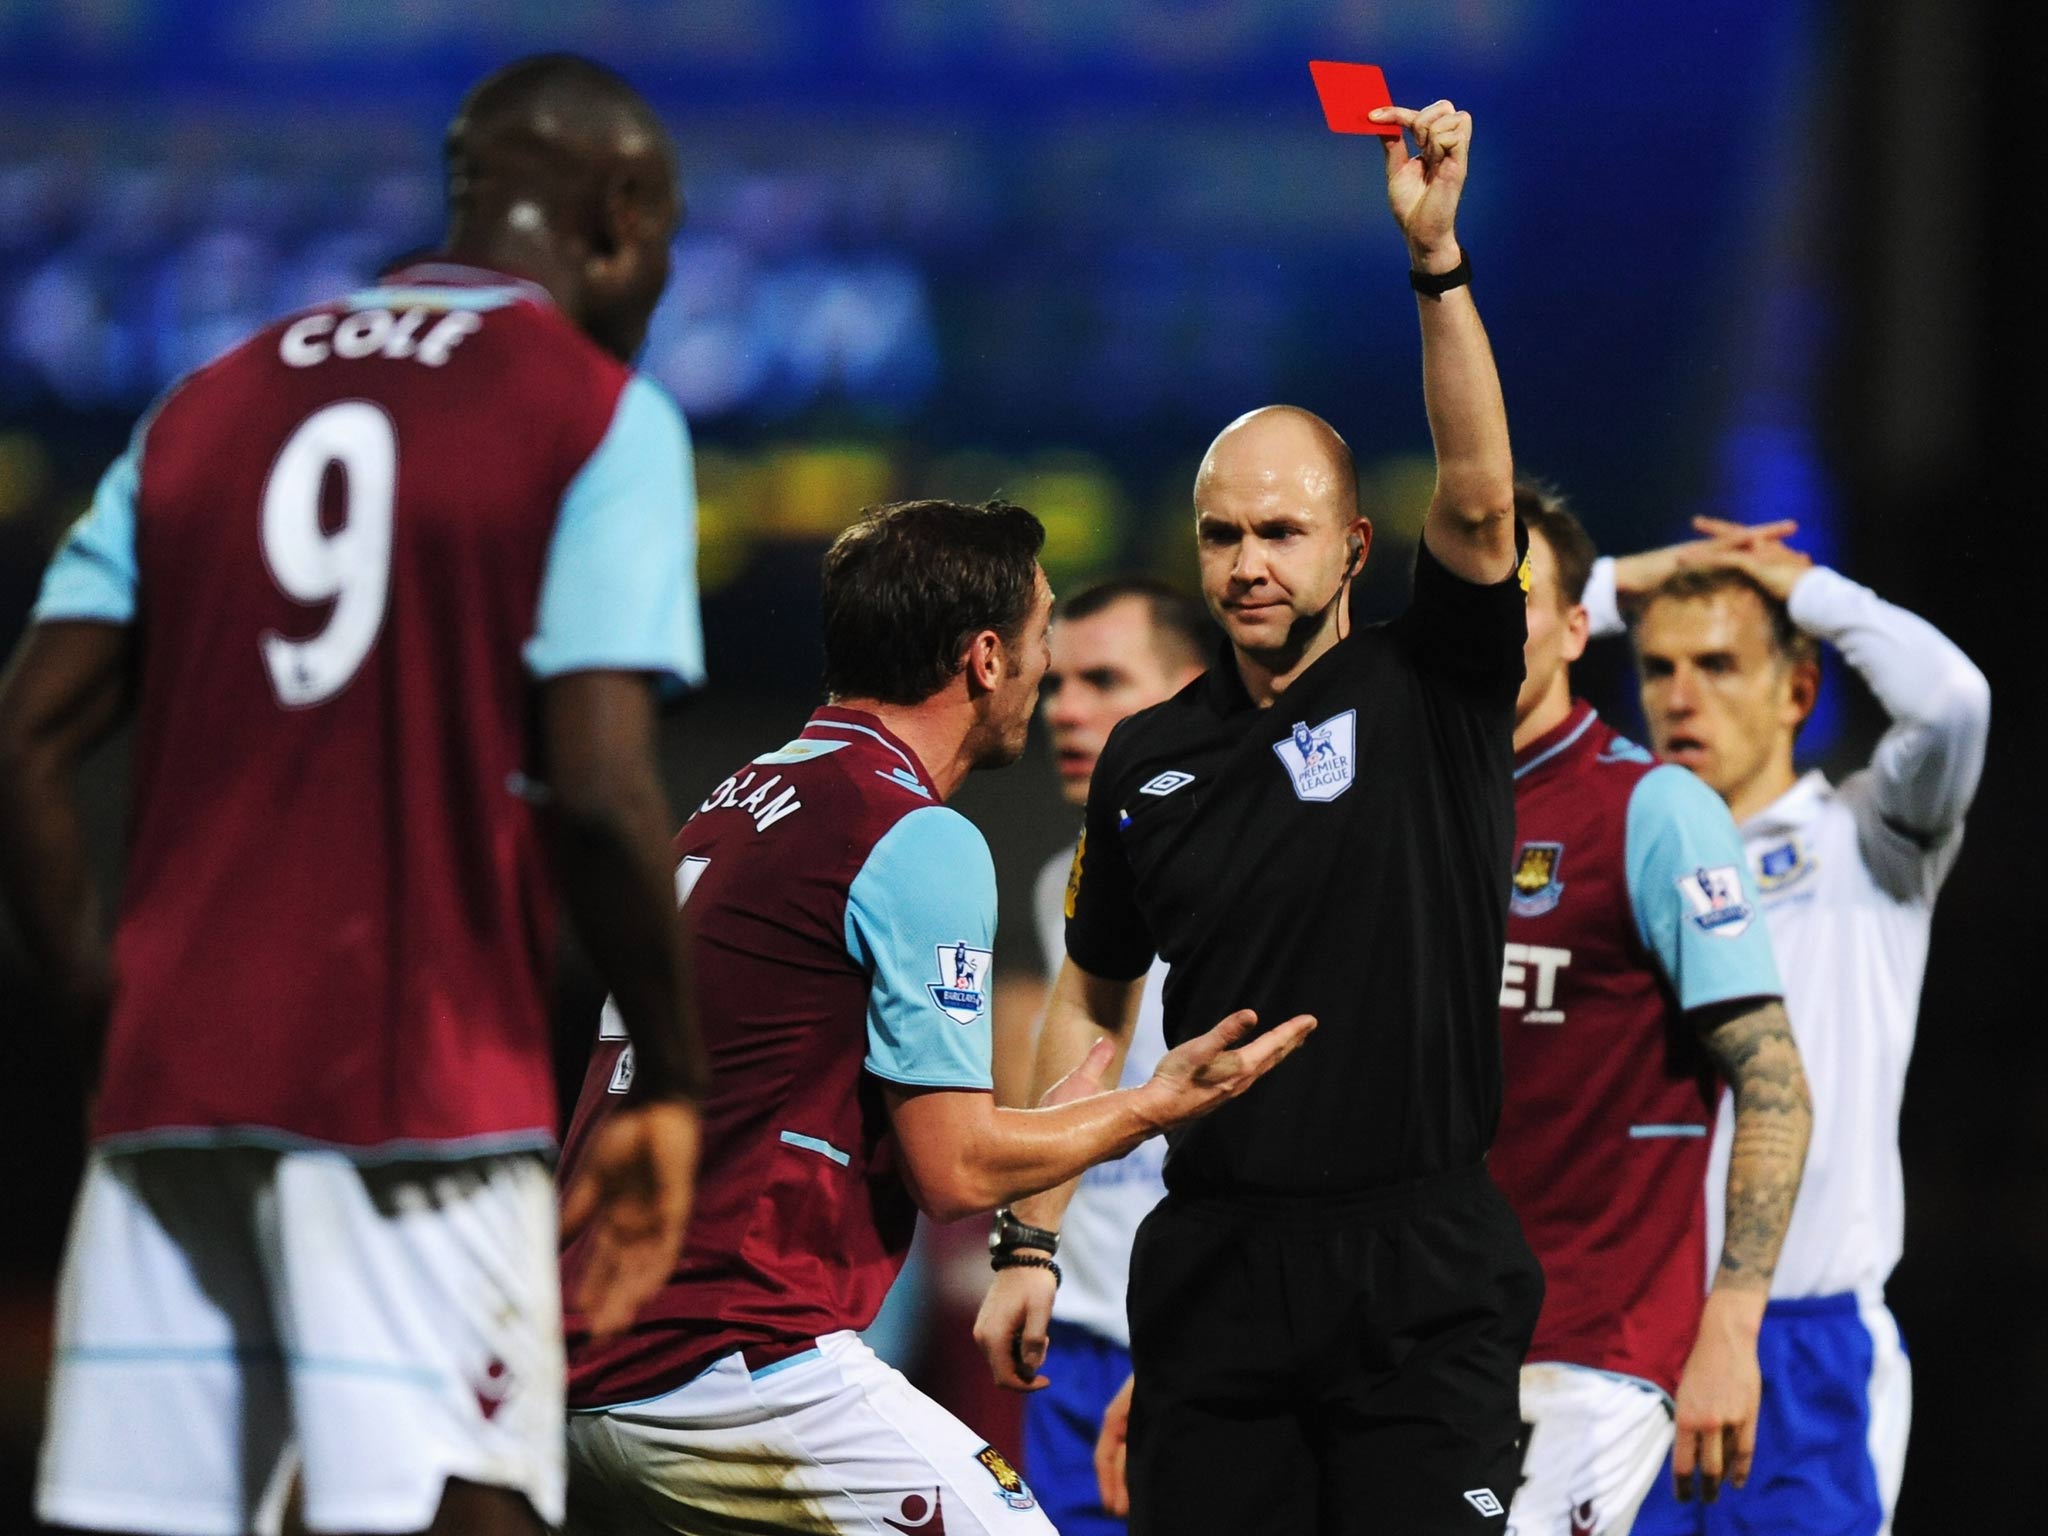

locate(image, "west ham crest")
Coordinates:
1272 709 1357 803
1510 841 1565 917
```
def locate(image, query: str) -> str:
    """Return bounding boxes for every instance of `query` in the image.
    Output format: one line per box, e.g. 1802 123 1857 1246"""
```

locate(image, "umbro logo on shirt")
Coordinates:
1464 1487 1505 1517
1138 770 1195 797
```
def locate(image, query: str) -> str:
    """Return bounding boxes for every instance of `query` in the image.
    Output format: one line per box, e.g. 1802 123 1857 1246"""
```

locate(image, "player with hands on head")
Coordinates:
5 54 708 1536
557 499 1313 1536
1033 91 1542 1536
1581 519 1989 1534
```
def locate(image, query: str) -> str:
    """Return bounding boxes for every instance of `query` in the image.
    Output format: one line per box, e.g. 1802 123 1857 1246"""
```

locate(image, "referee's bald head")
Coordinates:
1195 406 1360 529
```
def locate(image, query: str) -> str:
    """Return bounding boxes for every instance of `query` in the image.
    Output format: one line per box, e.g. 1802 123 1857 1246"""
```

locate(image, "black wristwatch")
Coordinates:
989 1206 1060 1260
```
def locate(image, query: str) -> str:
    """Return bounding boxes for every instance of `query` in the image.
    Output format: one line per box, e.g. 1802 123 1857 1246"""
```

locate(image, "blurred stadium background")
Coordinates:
0 0 2032 1527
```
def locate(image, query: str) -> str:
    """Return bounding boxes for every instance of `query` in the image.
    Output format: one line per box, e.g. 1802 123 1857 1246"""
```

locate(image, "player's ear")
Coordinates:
1561 603 1591 665
961 627 1004 696
586 160 666 278
1785 654 1821 732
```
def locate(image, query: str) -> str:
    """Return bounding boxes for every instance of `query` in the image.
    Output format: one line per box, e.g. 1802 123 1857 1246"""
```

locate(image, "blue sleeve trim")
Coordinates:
1625 765 1782 1011
779 1130 853 1166
524 374 706 690
846 806 997 1091
33 434 144 625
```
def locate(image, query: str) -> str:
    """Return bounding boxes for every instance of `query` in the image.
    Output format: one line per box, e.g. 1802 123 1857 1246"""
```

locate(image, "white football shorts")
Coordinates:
565 1329 1054 1535
37 1145 563 1535
1509 1362 1674 1535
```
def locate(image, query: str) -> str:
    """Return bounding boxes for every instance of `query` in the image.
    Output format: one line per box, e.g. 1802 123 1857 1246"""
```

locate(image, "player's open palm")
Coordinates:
561 1098 702 1337
1372 100 1472 258
1670 1311 1763 1503
1143 1008 1316 1126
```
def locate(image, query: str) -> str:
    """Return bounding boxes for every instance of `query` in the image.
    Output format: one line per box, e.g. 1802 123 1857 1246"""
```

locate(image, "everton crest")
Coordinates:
1510 841 1565 917
1755 836 1816 893
1272 709 1357 803
927 941 993 1024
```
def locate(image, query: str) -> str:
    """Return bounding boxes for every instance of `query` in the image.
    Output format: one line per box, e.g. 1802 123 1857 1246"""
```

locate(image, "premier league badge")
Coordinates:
1510 841 1565 917
1272 709 1357 803
1675 864 1756 937
927 940 994 1024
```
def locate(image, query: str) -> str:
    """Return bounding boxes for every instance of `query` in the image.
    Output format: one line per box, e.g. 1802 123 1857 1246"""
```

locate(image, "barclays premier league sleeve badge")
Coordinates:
1675 864 1755 937
927 940 994 1024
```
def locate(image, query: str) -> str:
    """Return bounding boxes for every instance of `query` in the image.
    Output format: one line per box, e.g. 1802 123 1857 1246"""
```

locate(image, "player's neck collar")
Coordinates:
1512 699 1598 780
803 705 939 798
381 259 555 307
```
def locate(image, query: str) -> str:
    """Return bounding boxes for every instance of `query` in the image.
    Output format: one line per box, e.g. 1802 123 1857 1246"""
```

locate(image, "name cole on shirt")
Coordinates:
279 306 483 369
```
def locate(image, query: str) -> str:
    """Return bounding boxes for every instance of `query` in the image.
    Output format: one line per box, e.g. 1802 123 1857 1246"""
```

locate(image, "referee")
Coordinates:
974 98 1538 1532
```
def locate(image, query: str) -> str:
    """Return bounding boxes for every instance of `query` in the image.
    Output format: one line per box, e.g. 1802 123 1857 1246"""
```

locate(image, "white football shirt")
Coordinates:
1032 845 1169 1348
1583 559 1989 1298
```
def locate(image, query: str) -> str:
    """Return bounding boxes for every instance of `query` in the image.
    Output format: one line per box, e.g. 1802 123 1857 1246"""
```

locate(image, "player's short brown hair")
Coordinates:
1639 567 1820 668
822 499 1047 706
1514 482 1597 608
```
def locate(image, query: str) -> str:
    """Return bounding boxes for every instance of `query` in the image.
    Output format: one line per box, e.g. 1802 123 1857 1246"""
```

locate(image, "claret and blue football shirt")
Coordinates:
32 260 703 1156
1492 700 1782 1395
560 706 1002 1408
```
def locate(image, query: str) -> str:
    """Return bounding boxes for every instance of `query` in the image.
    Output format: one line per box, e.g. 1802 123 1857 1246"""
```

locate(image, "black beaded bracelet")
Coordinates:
1409 250 1472 298
991 1252 1062 1286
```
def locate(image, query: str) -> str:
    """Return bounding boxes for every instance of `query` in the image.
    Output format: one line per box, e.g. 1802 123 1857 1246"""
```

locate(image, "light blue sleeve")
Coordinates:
1626 764 1783 1011
524 374 706 690
33 438 143 624
846 806 998 1091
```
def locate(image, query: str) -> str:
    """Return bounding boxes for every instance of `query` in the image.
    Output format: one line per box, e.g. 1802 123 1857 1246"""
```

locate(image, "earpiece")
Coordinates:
1345 534 1364 578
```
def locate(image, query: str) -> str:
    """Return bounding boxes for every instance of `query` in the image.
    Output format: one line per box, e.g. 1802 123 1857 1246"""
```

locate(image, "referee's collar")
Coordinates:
1203 633 1252 714
801 706 939 798
1202 629 1354 717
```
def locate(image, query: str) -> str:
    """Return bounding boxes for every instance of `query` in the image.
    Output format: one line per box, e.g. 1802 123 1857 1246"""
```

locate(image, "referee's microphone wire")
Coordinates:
1335 532 1363 643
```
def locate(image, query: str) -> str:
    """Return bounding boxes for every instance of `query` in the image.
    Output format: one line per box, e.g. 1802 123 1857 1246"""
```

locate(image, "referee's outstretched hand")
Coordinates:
1096 1373 1135 1517
1140 1007 1318 1128
1368 99 1472 265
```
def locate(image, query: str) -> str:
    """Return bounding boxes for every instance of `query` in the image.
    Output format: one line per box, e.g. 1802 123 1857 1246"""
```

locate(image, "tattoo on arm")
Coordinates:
1698 1000 1812 1291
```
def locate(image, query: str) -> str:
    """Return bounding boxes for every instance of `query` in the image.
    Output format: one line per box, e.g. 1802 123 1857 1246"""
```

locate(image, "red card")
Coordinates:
1308 61 1400 137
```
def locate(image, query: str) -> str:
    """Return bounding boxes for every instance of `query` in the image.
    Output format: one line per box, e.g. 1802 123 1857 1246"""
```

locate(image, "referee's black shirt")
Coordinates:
1065 529 1527 1196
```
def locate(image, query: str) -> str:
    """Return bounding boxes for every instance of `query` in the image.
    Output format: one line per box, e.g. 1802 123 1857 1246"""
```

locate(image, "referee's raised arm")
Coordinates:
1371 99 1518 584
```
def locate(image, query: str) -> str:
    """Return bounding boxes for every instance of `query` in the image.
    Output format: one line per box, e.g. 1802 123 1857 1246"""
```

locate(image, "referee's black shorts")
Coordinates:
1125 1161 1542 1535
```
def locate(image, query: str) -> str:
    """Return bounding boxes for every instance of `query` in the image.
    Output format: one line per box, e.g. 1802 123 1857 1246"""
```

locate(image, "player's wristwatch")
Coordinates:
989 1207 1059 1260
